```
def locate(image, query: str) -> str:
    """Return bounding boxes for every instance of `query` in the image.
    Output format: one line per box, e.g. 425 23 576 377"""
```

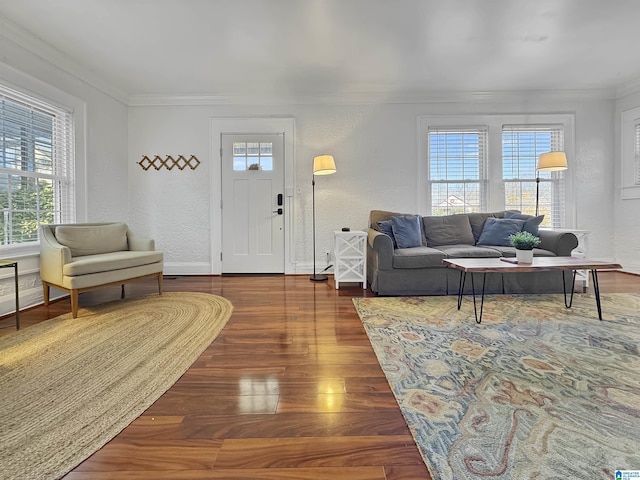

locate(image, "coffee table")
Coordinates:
442 257 622 323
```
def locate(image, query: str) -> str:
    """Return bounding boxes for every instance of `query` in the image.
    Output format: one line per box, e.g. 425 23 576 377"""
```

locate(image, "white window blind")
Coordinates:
428 127 488 215
502 125 565 228
635 122 640 185
0 84 75 245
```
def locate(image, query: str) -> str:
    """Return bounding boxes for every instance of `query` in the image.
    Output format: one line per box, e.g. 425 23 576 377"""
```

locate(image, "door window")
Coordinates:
232 142 273 171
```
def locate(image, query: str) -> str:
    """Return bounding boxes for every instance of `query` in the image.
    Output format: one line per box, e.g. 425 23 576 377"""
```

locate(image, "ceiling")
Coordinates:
1 0 640 100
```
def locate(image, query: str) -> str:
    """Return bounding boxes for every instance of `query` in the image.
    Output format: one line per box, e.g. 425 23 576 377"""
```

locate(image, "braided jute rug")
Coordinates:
0 292 233 480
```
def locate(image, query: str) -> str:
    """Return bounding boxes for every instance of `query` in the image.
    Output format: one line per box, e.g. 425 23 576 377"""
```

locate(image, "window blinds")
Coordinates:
428 127 488 214
635 122 640 186
0 84 75 244
502 124 565 228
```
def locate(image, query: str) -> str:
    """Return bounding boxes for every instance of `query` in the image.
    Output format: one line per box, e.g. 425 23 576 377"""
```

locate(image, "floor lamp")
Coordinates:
536 151 568 217
310 155 336 282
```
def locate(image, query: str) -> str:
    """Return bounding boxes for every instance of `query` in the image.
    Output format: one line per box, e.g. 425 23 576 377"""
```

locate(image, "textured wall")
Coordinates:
128 95 619 275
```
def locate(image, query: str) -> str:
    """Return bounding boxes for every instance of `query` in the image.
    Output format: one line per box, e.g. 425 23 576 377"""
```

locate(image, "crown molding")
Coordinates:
129 88 616 107
616 77 640 99
0 15 129 105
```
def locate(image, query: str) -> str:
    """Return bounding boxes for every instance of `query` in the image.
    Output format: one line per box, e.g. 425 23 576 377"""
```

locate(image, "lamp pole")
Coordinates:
310 176 327 281
310 155 336 282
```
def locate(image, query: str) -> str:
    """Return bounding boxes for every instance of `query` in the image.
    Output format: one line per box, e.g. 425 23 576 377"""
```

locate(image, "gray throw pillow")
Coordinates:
504 211 544 235
476 218 526 247
390 215 422 248
422 214 474 246
376 220 397 248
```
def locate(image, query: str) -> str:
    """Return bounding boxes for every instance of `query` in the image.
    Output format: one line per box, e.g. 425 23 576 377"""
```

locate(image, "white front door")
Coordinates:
221 133 285 273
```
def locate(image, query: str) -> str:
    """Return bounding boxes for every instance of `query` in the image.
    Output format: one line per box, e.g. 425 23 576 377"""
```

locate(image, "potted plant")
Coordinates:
508 231 540 263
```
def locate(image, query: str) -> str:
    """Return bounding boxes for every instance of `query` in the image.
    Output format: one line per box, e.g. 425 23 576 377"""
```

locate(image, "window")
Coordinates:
232 141 273 171
635 122 640 186
502 125 565 227
0 85 74 246
428 128 487 215
420 114 573 226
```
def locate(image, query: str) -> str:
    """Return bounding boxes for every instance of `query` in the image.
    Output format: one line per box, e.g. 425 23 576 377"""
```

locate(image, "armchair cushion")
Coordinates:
55 223 128 257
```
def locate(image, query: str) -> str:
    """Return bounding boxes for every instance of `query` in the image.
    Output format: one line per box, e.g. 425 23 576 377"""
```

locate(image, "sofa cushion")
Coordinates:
391 215 422 248
393 246 447 269
422 214 474 246
376 220 397 248
477 218 526 247
467 212 506 244
434 244 503 258
504 211 545 235
63 250 163 276
55 223 128 257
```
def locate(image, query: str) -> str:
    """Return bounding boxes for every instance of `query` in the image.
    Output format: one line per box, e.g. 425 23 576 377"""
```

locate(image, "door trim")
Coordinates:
210 117 295 274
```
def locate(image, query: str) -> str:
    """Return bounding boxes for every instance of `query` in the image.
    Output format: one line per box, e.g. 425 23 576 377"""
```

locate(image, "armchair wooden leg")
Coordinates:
121 284 125 299
71 290 79 319
43 282 50 306
158 272 163 295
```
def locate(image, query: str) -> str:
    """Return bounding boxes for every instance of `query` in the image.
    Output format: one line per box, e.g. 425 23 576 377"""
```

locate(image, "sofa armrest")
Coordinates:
367 228 394 270
127 230 155 251
538 230 578 256
39 225 72 285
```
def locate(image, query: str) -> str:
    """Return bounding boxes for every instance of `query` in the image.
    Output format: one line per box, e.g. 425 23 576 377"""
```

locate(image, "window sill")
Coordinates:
621 185 640 200
0 243 40 260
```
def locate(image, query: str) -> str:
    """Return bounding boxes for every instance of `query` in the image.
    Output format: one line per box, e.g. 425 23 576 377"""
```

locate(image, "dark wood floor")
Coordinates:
1 271 638 479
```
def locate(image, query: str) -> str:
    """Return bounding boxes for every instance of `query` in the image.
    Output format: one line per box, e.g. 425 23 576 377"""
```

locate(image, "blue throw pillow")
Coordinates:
504 211 544 235
376 220 397 248
390 215 422 248
477 218 526 247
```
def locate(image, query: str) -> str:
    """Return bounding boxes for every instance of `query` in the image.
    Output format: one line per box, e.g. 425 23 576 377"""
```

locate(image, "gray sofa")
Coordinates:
367 210 579 296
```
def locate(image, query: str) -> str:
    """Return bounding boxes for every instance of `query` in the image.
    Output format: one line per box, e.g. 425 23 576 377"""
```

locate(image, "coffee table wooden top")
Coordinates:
442 257 622 273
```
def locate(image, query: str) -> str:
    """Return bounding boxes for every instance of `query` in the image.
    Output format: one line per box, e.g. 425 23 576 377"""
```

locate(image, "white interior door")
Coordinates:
221 133 285 273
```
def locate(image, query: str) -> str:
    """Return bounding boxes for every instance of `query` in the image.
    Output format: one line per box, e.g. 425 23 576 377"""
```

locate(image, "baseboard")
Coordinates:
163 262 212 275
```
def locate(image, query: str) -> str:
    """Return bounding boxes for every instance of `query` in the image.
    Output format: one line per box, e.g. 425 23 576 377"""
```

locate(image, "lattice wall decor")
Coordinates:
138 155 201 171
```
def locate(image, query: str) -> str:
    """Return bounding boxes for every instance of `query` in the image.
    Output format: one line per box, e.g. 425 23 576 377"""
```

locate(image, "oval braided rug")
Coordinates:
0 292 233 480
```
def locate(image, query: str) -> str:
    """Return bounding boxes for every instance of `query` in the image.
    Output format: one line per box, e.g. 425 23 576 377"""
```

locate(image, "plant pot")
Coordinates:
516 249 533 264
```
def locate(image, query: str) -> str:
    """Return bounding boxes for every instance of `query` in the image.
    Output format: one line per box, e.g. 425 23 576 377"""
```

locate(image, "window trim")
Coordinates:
620 106 640 200
417 114 575 227
0 64 86 256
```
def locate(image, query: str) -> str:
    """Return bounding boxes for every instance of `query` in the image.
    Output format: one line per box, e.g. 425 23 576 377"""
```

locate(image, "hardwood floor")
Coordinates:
1 271 638 479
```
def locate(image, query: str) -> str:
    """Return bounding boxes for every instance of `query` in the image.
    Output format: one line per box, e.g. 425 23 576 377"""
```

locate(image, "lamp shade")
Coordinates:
537 151 568 171
313 155 336 175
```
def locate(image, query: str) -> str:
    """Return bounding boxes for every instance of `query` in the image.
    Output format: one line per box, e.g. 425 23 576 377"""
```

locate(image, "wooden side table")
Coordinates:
0 261 19 329
334 230 367 289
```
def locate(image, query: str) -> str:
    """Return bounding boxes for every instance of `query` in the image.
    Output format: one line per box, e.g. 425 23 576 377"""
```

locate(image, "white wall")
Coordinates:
0 35 129 314
615 90 640 274
129 93 618 275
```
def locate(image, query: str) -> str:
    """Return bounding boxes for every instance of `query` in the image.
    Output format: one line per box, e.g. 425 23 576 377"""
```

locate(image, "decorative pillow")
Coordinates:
476 218 526 247
504 211 544 235
376 220 397 248
55 223 128 257
390 215 422 248
422 214 474 246
467 212 502 244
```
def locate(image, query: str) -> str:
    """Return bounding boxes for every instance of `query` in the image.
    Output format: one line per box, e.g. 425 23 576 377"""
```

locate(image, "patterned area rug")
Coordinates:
0 292 233 480
353 293 640 480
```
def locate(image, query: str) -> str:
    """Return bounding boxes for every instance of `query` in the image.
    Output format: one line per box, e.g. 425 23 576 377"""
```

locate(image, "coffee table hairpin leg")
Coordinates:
456 270 487 324
562 269 604 320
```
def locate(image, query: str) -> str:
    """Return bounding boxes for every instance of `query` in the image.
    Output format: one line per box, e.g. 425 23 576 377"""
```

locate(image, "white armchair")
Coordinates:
39 222 163 318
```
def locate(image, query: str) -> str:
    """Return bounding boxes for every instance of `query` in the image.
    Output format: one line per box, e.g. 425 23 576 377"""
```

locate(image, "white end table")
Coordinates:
334 230 367 289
